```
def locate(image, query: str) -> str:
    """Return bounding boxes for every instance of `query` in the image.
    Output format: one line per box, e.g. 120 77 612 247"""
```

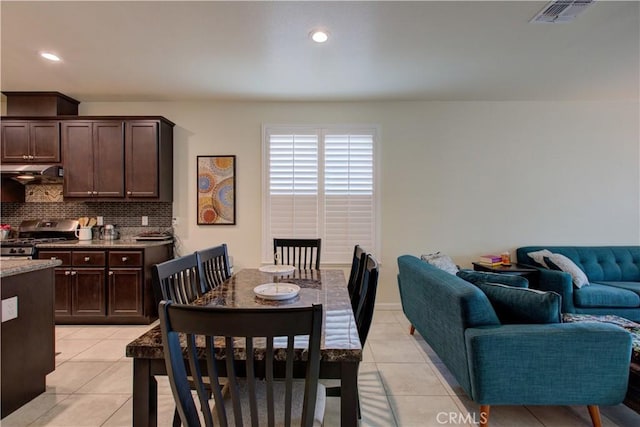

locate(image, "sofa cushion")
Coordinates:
592 281 640 296
544 253 589 288
475 282 562 324
573 283 640 308
420 252 458 275
527 249 553 268
456 269 528 288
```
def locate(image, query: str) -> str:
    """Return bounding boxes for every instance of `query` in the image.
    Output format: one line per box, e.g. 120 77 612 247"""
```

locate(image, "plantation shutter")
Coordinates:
263 126 378 264
323 133 375 263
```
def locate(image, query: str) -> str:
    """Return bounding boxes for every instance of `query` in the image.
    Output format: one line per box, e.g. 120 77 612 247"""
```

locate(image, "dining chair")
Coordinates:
353 254 380 346
195 243 231 292
326 253 379 416
152 254 203 306
273 238 322 270
159 301 325 427
347 245 368 310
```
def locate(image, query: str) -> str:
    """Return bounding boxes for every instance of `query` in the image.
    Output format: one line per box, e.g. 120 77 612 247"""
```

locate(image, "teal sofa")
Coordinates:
517 246 640 322
397 255 632 427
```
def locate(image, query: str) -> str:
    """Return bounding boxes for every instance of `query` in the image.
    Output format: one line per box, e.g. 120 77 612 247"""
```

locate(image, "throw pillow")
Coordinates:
544 253 589 289
456 270 528 288
420 252 458 275
476 282 562 324
527 249 553 268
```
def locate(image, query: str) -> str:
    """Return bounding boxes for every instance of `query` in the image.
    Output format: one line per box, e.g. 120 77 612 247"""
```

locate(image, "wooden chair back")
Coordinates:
152 254 202 305
273 238 322 270
353 254 380 346
348 245 368 308
196 244 231 292
159 302 323 427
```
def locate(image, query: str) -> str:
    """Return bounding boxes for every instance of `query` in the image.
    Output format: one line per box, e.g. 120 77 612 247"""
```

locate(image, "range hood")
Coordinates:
0 164 63 184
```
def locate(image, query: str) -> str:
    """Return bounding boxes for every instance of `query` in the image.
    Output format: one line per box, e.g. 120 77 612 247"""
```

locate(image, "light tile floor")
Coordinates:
3 310 640 426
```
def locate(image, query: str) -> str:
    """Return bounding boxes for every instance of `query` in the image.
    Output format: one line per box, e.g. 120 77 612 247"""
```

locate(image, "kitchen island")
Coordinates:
1 258 61 418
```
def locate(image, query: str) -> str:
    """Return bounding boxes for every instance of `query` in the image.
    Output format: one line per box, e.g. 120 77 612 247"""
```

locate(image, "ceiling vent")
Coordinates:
530 0 595 23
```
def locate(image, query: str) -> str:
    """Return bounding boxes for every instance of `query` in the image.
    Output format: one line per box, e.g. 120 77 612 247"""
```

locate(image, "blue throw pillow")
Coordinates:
456 269 529 288
476 282 562 324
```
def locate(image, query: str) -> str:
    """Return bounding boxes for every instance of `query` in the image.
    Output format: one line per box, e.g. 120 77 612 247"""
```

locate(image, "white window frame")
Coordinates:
262 124 381 265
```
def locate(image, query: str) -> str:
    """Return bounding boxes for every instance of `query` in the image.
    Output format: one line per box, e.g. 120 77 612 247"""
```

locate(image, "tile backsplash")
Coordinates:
0 201 172 229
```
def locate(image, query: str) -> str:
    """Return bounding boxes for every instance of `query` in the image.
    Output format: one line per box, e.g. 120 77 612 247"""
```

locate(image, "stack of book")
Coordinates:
478 254 502 266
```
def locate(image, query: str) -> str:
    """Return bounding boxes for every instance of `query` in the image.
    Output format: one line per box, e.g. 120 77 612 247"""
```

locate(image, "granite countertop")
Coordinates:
0 259 62 278
126 268 362 362
36 239 173 249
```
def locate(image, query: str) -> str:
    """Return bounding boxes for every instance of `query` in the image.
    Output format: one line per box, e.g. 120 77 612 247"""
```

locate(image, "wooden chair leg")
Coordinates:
479 405 490 427
587 405 602 427
409 325 415 335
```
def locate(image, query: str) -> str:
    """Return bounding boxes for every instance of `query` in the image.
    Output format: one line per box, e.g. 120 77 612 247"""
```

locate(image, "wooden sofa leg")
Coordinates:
587 405 602 427
409 325 415 335
479 405 490 427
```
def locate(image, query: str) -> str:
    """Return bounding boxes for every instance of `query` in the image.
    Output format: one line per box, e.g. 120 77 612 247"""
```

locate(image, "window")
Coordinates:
262 125 379 264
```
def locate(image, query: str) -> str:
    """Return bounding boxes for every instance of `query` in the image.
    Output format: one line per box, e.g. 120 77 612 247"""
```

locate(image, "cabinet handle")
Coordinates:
127 191 132 195
93 191 98 195
84 256 90 262
87 191 92 195
121 256 128 262
109 271 114 276
22 155 28 159
71 271 77 276
28 155 34 159
50 256 58 260
65 270 71 276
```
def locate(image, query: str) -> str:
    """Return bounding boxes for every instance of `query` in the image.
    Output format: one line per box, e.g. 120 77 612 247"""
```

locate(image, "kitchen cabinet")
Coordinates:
40 250 107 318
61 118 173 202
0 120 60 163
125 120 172 200
62 121 125 198
108 251 143 317
38 243 171 324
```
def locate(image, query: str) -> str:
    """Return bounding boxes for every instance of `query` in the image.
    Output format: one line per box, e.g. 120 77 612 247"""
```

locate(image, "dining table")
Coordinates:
125 267 363 426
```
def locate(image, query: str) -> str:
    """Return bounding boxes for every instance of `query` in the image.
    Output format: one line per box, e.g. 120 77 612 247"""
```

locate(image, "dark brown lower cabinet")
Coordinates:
109 268 143 317
54 268 72 316
73 268 107 316
38 244 170 324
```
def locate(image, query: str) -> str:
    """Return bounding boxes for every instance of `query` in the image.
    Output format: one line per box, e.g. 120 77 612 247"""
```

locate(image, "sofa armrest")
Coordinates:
464 323 631 405
528 266 576 313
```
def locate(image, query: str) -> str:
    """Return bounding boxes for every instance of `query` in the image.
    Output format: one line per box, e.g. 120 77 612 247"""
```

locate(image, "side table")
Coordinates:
471 262 539 287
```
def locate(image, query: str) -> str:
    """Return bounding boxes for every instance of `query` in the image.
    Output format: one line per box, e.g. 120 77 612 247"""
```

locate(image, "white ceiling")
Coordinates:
1 1 638 102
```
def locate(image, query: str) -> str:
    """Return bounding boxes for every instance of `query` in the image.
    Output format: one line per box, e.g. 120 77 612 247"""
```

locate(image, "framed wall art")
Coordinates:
197 155 236 225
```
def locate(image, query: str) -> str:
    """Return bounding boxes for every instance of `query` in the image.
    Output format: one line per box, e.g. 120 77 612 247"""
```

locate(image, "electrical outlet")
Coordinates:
142 216 149 226
172 217 179 226
2 297 18 322
96 216 104 226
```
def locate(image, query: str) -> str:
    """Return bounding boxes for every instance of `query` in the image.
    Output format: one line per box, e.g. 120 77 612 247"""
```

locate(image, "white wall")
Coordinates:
80 100 640 306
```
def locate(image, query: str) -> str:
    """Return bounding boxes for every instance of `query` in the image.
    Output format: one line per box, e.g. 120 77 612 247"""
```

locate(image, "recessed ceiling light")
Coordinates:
310 30 329 43
40 52 61 62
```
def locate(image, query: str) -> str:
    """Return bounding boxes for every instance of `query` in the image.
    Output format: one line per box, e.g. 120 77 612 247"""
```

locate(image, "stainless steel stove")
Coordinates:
0 219 79 258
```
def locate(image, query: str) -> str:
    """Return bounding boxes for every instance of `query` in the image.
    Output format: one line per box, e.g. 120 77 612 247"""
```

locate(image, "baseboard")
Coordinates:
375 302 402 311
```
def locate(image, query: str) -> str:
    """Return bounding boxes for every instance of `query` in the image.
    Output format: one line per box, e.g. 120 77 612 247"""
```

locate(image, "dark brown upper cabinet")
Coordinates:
125 120 173 201
1 121 61 163
62 121 125 198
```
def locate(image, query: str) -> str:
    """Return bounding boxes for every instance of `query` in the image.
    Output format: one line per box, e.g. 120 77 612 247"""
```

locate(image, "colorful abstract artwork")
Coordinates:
197 155 236 225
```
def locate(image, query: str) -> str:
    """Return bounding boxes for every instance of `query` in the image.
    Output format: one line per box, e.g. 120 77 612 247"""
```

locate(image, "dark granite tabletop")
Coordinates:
126 269 362 362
